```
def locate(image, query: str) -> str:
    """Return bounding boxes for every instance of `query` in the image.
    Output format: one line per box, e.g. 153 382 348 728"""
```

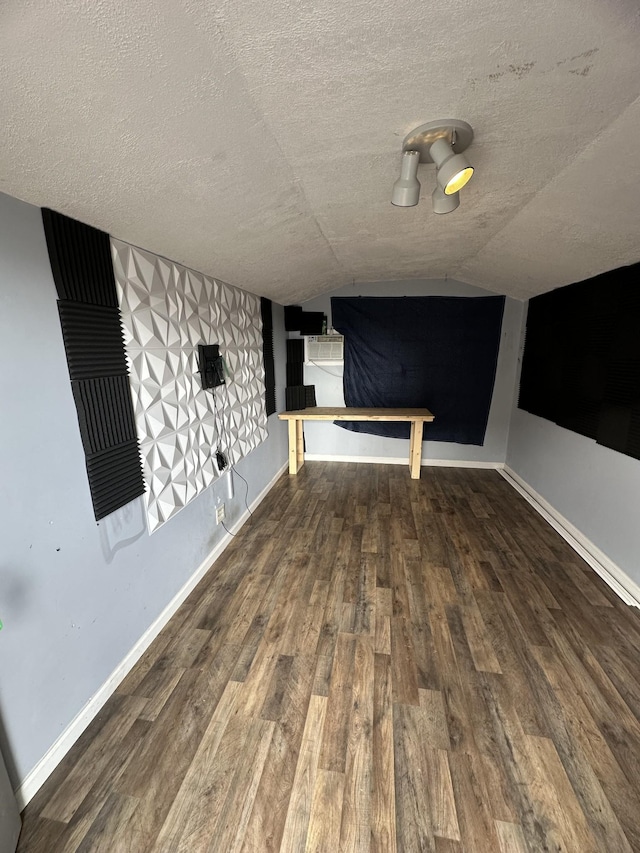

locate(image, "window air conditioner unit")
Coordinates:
304 334 344 364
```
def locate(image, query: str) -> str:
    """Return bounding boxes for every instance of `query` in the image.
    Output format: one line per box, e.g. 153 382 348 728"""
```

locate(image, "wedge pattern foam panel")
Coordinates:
111 239 268 532
43 209 145 522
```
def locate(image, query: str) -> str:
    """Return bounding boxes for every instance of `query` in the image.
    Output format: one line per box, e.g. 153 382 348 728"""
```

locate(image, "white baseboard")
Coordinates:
15 461 288 810
423 459 504 469
500 466 640 609
304 453 503 469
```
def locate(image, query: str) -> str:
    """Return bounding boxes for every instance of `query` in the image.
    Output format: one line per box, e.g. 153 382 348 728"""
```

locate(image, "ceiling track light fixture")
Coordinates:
432 185 460 215
391 150 421 207
391 119 475 214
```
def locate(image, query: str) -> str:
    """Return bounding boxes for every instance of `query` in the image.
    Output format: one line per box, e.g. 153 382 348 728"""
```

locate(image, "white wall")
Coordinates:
0 192 288 792
506 306 640 589
299 279 524 465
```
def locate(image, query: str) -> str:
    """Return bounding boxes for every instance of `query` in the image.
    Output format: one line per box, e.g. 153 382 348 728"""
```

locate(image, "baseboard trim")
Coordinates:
423 459 504 469
500 466 640 610
15 461 288 809
304 453 503 470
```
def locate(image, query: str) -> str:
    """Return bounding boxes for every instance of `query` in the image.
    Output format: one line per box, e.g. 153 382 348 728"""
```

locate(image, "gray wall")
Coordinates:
3 186 637 801
0 192 288 790
506 307 640 588
0 750 20 853
300 280 524 464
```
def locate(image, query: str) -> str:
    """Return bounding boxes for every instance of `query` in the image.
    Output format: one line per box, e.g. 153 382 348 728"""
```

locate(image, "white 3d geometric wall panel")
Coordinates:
111 239 268 533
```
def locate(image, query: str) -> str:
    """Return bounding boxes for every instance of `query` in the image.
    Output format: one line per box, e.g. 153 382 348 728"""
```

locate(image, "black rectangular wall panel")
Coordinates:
57 302 129 379
286 386 307 411
286 339 304 363
285 338 306 411
284 305 303 331
260 297 276 416
42 208 117 306
298 312 325 335
43 208 145 520
304 385 317 408
284 385 315 411
286 362 304 386
85 442 146 521
519 261 640 461
284 306 325 334
71 376 139 455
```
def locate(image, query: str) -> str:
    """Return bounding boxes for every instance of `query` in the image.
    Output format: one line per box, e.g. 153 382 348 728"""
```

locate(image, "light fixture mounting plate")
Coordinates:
402 119 474 164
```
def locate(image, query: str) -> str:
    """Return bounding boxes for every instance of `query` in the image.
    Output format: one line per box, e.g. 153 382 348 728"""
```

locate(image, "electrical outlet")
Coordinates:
216 503 225 524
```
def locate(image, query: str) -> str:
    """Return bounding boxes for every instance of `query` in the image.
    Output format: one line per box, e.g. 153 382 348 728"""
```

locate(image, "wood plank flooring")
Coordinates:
17 464 640 852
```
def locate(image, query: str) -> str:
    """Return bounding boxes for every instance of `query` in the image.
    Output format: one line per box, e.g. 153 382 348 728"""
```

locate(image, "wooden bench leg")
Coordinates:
288 419 299 474
287 419 305 475
296 419 304 471
409 420 423 479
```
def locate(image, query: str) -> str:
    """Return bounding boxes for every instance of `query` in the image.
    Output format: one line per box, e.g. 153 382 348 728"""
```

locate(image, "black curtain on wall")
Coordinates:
331 295 505 445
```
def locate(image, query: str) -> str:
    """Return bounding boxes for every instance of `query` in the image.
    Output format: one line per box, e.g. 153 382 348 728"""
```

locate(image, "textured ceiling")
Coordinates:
2 0 639 303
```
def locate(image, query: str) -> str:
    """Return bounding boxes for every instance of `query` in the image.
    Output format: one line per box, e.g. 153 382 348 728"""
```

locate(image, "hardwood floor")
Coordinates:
17 463 640 852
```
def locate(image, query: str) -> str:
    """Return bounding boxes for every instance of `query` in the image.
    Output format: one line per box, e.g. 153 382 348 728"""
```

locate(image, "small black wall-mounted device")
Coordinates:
198 344 225 389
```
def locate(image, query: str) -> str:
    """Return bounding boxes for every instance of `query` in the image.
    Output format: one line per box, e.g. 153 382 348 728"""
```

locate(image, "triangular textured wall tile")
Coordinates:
112 238 267 533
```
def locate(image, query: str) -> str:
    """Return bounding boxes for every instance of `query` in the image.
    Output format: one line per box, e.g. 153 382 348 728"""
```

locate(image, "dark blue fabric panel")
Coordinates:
331 295 505 445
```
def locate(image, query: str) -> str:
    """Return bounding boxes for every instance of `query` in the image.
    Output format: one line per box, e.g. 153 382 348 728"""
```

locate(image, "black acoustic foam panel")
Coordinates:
71 377 138 455
305 385 317 407
285 307 326 335
57 302 129 379
286 362 304 386
85 443 146 521
260 297 276 416
42 208 145 520
298 312 325 335
286 338 304 363
284 304 303 331
285 385 316 411
41 209 118 306
286 386 306 411
519 261 640 461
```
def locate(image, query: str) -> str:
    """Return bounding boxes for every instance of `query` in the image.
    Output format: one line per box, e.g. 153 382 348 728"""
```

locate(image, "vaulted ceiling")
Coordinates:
2 0 639 304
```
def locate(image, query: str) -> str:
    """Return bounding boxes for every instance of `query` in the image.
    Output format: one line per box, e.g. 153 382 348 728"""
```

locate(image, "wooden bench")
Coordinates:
278 406 435 479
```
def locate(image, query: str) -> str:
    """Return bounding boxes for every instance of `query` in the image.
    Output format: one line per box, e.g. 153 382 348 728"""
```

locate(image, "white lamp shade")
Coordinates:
391 150 421 206
432 185 460 214
429 138 474 195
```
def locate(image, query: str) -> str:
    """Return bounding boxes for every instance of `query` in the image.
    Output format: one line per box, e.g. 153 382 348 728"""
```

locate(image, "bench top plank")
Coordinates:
278 407 435 422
